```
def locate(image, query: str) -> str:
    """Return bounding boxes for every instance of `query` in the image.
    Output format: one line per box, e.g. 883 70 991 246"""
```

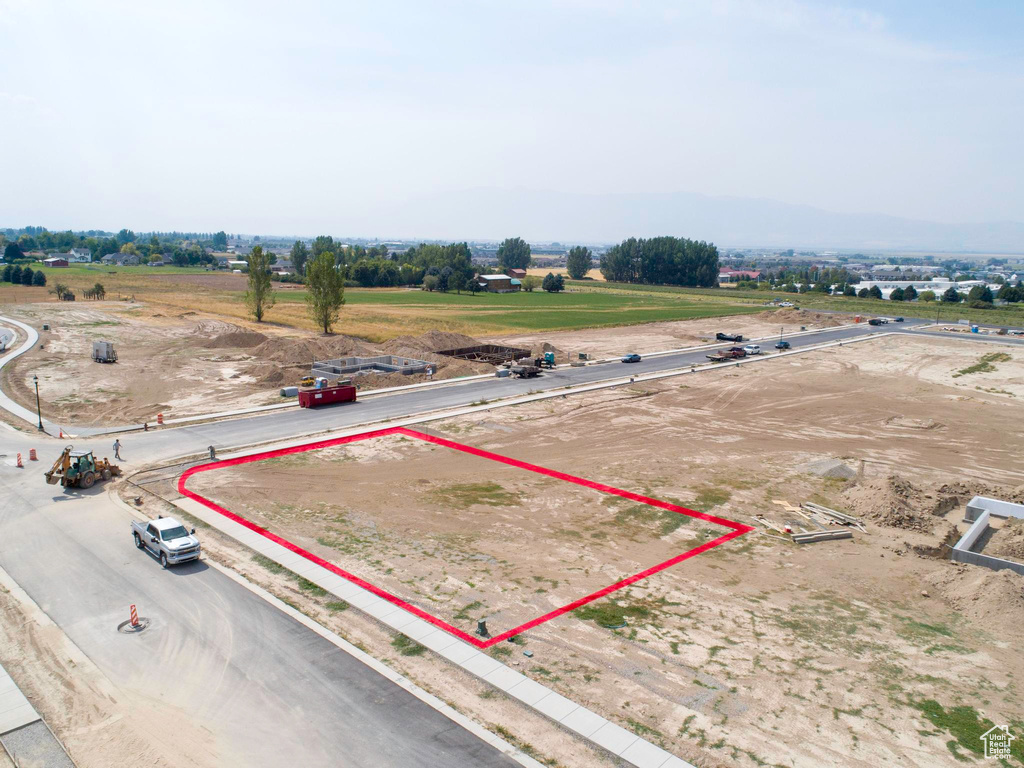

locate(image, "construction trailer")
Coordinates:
92 340 117 363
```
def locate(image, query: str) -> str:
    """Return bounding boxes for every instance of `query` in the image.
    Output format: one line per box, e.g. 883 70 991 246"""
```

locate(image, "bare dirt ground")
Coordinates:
183 335 1024 768
1 302 492 426
488 308 846 359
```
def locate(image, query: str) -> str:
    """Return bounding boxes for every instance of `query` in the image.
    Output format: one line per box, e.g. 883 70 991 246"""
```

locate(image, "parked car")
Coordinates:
715 333 744 342
131 516 201 568
743 344 761 355
894 317 905 322
621 353 642 363
868 318 883 326
775 340 791 350
779 301 795 307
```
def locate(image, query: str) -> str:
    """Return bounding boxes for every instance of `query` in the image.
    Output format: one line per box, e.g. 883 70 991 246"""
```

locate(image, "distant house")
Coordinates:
42 257 69 268
507 268 527 280
101 253 141 266
68 247 91 263
476 274 519 293
718 269 761 283
227 260 248 270
271 260 294 274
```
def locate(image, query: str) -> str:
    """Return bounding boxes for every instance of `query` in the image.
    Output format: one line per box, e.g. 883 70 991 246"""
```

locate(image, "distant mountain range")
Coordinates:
375 188 1024 253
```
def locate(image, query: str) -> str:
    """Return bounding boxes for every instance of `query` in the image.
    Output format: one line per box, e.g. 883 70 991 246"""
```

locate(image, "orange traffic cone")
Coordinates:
59 429 64 439
17 453 23 468
29 449 37 460
157 413 164 425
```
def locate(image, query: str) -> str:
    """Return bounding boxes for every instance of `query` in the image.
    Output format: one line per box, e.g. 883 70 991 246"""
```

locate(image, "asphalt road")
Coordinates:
0 467 521 768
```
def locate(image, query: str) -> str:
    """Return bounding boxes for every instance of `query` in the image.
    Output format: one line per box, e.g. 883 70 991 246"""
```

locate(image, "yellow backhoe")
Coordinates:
45 445 122 488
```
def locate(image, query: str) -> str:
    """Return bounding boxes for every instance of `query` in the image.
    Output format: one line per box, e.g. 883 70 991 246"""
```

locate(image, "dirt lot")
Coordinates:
1 301 844 427
1 302 493 426
491 307 846 359
182 335 1024 768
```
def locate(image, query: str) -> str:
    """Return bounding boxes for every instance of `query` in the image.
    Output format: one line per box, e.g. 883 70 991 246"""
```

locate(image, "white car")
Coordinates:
779 301 795 307
743 344 761 355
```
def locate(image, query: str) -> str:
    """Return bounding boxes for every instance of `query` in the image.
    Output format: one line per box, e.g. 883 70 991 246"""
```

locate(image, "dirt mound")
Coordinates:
771 308 846 328
803 457 858 480
380 330 482 354
193 321 268 349
842 475 935 532
925 566 1024 637
251 335 377 366
988 519 1024 562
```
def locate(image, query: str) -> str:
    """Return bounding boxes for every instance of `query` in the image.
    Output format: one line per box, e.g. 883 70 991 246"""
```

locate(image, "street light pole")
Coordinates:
33 374 42 430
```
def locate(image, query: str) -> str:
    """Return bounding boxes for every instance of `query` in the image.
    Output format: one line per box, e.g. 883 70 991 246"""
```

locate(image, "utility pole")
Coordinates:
33 374 42 430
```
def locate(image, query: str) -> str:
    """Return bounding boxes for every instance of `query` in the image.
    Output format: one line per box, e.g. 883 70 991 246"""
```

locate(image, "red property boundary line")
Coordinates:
178 426 754 649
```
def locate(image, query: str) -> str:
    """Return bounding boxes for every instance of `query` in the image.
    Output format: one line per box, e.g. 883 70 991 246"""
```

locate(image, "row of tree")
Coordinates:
599 237 719 287
1 264 46 286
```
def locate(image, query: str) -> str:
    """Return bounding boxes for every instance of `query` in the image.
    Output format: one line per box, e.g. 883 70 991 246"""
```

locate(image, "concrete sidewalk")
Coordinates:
0 663 74 767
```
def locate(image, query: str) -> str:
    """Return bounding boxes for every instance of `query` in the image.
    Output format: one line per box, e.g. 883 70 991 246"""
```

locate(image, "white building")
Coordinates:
853 277 990 300
68 247 91 262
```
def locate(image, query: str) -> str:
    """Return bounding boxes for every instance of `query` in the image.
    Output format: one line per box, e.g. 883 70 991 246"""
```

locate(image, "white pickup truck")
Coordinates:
131 516 201 568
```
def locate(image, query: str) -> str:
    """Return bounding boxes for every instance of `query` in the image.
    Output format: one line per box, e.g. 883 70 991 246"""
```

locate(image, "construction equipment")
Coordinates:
510 364 541 378
92 340 117 363
300 376 316 388
44 445 122 488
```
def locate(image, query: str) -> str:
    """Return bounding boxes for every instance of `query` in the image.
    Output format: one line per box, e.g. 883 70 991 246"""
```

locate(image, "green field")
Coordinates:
1 265 770 338
568 279 1024 328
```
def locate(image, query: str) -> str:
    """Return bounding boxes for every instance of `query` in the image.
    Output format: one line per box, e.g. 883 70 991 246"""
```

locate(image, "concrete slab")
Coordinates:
559 707 608 738
620 738 676 768
656 755 701 768
506 678 553 708
482 666 527 693
437 641 479 666
0 703 39 736
417 629 461 654
531 692 579 722
590 721 640 756
402 619 443 643
461 652 503 679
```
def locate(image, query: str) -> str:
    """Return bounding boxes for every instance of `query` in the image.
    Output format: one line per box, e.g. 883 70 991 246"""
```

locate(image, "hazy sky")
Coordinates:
1 0 1021 237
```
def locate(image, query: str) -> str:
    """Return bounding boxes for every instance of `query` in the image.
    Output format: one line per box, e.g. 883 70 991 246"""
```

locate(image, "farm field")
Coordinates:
172 335 1024 768
1 264 763 339
569 278 1024 327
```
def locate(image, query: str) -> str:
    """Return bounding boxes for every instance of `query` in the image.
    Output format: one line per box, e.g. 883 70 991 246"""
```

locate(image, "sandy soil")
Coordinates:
1 303 492 426
185 335 1024 768
488 308 847 359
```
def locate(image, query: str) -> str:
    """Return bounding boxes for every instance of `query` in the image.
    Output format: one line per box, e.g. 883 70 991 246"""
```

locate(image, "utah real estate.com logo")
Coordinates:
981 725 1015 759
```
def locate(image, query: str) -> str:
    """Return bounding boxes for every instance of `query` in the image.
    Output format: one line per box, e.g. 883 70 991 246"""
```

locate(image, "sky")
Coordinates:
1 0 1022 239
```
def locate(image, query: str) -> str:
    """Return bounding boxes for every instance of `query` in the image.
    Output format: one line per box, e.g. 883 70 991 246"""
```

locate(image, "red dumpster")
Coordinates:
298 384 357 408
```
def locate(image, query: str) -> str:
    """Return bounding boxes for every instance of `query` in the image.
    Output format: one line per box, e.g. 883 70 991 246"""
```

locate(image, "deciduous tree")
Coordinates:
290 240 309 275
497 237 531 272
244 245 276 322
565 246 592 280
305 252 345 333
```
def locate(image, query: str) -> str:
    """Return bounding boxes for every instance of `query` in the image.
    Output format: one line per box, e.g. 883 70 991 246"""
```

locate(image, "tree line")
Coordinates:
1 263 46 287
599 237 719 287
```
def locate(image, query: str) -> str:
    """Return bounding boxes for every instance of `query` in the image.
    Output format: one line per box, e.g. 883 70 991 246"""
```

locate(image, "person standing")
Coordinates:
113 439 122 460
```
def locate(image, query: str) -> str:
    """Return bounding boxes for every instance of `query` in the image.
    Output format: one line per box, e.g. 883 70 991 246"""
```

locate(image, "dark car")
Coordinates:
621 353 642 363
716 333 743 342
775 340 791 350
895 317 904 322
868 318 883 326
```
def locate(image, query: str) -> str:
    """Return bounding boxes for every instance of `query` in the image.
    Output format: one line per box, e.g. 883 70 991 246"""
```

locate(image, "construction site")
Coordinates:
3 294 1024 768
0 301 842 427
151 332 1024 768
